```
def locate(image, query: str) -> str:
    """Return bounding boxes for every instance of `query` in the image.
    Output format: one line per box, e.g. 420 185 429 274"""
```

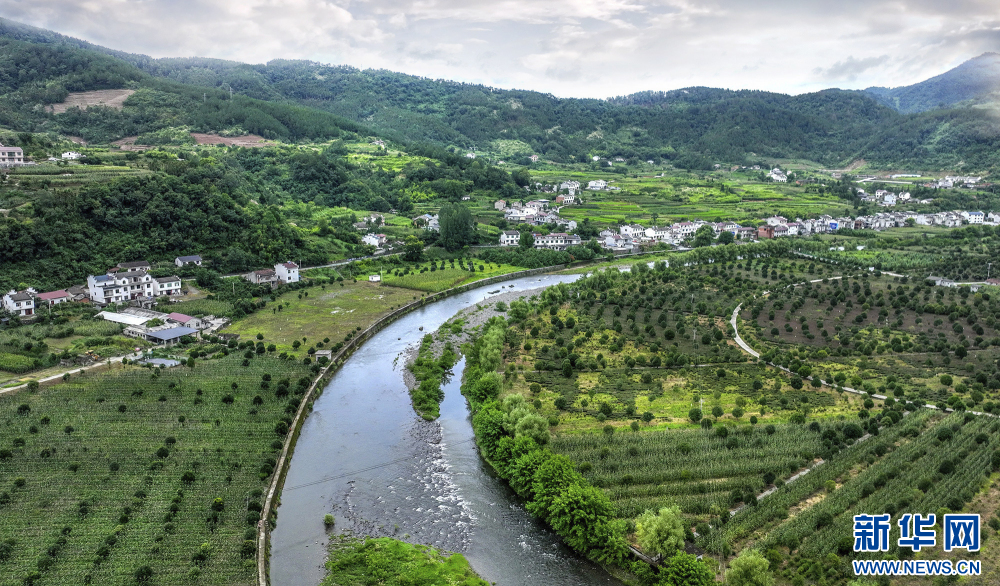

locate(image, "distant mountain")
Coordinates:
865 53 1000 114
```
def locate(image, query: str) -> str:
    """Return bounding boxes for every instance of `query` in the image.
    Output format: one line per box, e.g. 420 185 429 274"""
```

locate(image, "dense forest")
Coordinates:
2 18 1000 170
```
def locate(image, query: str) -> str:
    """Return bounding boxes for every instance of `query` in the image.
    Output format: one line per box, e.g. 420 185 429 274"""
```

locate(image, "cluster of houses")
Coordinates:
496 207 996 253
496 199 578 231
857 189 912 207
930 176 982 189
2 259 185 318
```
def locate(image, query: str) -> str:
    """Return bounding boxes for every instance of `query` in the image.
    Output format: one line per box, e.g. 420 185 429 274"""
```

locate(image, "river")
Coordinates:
270 273 622 586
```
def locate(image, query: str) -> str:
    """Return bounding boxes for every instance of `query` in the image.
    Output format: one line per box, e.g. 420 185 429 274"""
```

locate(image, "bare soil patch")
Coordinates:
48 89 135 114
190 133 276 147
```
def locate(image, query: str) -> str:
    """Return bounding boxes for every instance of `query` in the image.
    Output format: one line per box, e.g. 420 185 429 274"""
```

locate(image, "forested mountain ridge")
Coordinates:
2 17 1000 170
865 52 1000 114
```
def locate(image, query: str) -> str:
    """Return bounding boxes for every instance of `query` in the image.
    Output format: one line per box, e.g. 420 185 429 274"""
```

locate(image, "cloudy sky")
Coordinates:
3 0 999 98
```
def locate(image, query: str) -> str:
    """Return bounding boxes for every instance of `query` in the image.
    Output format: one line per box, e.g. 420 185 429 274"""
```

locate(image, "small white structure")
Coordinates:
587 180 608 190
494 200 506 210
499 231 520 246
2 290 35 316
275 262 300 283
174 255 203 267
368 274 381 282
61 151 82 160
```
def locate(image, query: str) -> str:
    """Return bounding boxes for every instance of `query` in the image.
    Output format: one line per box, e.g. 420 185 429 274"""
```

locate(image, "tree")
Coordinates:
692 225 715 248
438 203 477 251
519 231 535 249
689 408 702 424
403 235 424 261
718 231 735 245
663 551 714 586
725 549 775 586
635 505 685 557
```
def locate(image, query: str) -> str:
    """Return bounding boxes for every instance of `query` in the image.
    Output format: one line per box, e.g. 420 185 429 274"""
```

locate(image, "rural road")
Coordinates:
0 354 133 397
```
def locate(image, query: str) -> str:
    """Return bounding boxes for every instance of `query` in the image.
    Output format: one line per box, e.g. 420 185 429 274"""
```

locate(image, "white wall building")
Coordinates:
2 290 35 316
0 144 24 166
499 231 520 246
275 262 300 283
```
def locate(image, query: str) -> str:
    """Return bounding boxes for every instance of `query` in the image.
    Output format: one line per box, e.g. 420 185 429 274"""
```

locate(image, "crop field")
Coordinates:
7 165 153 188
755 412 997 559
0 347 312 586
742 273 1000 412
551 422 834 519
0 318 138 386
529 167 847 224
473 254 1000 585
499 258 873 434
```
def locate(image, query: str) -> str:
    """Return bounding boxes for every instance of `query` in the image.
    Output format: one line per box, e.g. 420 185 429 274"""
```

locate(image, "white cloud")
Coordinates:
0 0 997 97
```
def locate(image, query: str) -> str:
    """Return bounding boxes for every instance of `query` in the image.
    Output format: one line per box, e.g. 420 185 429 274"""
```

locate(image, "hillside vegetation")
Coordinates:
2 18 1000 170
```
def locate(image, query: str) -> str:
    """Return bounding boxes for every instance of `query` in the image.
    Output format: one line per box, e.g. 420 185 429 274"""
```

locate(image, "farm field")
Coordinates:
462 250 1000 586
0 347 313 586
742 273 1000 412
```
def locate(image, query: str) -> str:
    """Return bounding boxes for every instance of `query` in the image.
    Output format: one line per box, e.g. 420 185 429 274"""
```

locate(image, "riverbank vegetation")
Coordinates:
321 537 488 586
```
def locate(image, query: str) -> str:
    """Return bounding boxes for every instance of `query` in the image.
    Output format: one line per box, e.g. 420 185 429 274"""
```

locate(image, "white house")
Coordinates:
962 211 985 224
494 200 506 210
769 168 787 182
533 232 581 250
87 267 180 305
362 234 387 248
61 151 82 160
275 262 300 283
587 180 608 190
174 255 203 267
620 224 645 238
0 144 24 166
2 290 35 316
499 231 520 246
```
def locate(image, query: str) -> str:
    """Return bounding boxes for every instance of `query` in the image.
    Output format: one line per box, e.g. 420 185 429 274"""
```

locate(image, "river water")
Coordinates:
270 273 622 586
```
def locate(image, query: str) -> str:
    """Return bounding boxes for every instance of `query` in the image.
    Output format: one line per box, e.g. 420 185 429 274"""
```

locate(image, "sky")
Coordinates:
2 0 999 98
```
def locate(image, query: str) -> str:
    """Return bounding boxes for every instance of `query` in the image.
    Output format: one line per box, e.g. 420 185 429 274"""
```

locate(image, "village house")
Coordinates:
758 225 775 239
0 143 24 166
2 290 35 316
961 211 985 224
174 255 203 267
587 180 608 190
362 234 388 248
529 155 539 163
619 224 646 238
246 269 278 286
533 232 581 251
413 214 440 231
602 234 635 252
275 262 300 283
494 200 506 210
61 151 82 160
36 290 70 306
499 231 520 247
86 266 181 305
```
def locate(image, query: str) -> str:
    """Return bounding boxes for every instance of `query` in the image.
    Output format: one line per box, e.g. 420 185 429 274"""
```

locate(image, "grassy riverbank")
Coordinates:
321 537 488 586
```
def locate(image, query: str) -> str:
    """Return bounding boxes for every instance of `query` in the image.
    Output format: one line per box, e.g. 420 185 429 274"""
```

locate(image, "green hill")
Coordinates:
866 52 1000 114
2 17 1000 171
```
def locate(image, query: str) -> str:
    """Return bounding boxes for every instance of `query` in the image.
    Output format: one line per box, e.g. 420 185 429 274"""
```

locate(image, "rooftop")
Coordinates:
146 327 198 342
